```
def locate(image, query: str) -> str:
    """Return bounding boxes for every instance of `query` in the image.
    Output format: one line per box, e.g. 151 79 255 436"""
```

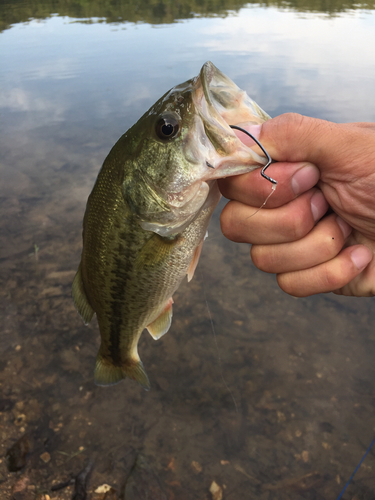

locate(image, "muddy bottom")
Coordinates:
1 120 375 500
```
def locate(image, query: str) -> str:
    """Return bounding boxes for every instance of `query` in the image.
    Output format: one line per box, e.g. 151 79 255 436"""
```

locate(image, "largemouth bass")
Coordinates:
72 61 270 389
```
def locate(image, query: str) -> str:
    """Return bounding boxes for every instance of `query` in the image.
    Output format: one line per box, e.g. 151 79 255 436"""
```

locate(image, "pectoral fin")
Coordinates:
135 233 178 271
187 238 204 282
72 263 94 325
146 298 173 340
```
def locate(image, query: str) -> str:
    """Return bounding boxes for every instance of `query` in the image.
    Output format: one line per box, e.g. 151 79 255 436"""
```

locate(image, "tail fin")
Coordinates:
94 353 124 386
123 359 151 391
94 349 151 390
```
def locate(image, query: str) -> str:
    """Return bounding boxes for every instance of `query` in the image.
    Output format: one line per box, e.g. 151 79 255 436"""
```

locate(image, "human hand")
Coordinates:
219 113 375 297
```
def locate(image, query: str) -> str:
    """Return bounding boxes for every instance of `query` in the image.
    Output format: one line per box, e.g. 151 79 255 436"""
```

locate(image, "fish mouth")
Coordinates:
200 61 245 121
147 62 272 235
137 63 272 237
200 61 270 126
195 61 271 178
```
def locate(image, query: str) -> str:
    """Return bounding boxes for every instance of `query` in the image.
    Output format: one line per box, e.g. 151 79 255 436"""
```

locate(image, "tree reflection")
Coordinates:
1 0 374 33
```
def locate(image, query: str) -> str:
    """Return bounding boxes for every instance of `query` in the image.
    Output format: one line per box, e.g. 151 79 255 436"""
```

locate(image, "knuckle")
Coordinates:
321 260 348 290
251 245 281 272
219 206 231 238
220 203 238 241
278 112 305 131
217 178 231 200
277 113 325 157
282 210 310 241
276 272 305 297
278 113 308 143
320 232 343 260
251 245 268 271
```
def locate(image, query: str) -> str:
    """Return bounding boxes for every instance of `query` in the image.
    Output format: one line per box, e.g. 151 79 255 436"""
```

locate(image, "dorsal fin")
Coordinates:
72 263 94 325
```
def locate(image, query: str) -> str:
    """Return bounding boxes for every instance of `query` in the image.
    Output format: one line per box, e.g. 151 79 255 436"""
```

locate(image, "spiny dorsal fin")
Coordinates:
72 263 94 325
146 298 173 340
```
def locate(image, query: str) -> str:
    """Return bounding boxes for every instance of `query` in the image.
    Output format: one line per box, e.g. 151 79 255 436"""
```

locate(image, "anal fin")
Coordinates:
146 298 173 340
72 263 94 325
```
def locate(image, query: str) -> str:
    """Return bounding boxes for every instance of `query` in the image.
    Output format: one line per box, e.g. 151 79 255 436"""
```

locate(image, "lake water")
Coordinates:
1 1 375 499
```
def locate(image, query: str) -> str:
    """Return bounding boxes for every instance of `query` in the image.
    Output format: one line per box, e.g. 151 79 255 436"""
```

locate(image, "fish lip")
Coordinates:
194 62 267 179
200 61 216 107
199 61 235 132
199 61 236 108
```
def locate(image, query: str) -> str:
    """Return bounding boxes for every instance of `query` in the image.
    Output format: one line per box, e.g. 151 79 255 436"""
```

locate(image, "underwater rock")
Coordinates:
6 434 32 472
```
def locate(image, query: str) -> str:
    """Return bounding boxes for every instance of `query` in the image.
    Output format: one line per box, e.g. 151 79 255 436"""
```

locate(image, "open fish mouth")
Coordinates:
200 61 252 129
199 61 271 129
194 61 271 178
200 61 270 127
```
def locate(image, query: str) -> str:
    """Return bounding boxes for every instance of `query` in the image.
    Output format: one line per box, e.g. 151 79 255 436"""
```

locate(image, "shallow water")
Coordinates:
1 1 375 499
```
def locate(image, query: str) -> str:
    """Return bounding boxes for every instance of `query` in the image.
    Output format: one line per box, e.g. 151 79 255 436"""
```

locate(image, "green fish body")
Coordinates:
72 62 270 389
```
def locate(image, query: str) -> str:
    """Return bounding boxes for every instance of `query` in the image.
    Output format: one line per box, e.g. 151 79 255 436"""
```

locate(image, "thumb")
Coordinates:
252 113 338 165
244 113 371 174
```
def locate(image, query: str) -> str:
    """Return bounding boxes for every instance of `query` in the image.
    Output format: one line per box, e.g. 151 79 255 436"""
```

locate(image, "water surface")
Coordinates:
1 1 375 499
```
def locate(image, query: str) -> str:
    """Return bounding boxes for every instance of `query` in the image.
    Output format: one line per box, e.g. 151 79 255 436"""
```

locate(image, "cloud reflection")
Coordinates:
1 8 375 135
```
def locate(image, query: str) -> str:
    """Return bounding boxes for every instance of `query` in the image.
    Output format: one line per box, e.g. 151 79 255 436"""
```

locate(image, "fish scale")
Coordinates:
72 62 270 389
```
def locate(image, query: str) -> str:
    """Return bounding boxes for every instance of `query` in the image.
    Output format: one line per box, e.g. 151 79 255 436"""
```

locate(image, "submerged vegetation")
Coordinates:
1 0 375 32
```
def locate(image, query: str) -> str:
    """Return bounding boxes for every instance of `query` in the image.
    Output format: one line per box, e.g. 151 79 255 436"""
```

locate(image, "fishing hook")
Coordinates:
230 125 277 187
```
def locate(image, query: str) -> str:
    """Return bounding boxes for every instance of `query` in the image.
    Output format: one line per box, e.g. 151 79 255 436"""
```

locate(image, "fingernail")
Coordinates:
336 216 352 239
235 123 262 141
310 190 329 222
245 124 262 140
291 164 320 196
350 247 372 270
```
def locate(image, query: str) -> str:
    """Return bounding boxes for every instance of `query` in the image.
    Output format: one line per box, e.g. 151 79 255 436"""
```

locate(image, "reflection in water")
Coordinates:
1 0 375 32
1 2 375 499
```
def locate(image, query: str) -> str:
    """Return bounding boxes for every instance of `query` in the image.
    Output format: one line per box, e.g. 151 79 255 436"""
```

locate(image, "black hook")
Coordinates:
230 125 277 186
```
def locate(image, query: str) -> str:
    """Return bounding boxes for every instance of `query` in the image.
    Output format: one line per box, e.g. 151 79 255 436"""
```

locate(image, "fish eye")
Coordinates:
155 114 180 141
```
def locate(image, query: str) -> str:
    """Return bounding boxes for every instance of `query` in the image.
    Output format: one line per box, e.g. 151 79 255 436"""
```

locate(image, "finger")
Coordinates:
334 258 375 296
218 162 320 208
276 245 373 297
220 188 329 244
260 114 337 164
251 214 352 273
243 114 375 175
334 232 375 296
342 122 375 131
